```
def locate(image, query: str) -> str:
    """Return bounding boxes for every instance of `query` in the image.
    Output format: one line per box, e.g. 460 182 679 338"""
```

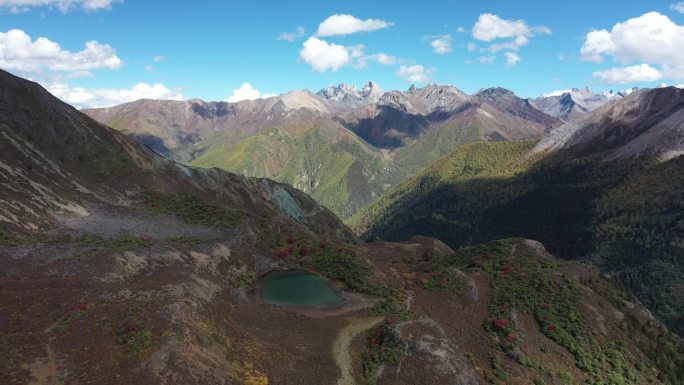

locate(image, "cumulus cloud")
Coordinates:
466 42 477 52
504 52 520 67
396 64 434 83
299 37 396 72
580 12 684 81
671 2 684 13
473 13 550 42
316 14 393 37
0 29 122 77
225 82 276 103
277 26 305 42
299 37 350 72
471 13 550 56
427 34 452 54
153 55 164 62
0 0 120 13
45 81 183 108
593 64 662 84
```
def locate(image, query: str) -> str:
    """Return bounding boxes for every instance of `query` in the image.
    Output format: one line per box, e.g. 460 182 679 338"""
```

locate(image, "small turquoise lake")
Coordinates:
260 269 343 305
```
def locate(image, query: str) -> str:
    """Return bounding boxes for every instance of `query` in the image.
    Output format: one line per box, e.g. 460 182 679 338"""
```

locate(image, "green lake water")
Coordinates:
261 269 343 305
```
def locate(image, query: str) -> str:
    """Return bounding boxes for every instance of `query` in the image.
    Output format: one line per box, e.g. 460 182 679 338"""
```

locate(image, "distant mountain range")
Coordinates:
350 86 684 336
84 82 566 218
531 87 634 121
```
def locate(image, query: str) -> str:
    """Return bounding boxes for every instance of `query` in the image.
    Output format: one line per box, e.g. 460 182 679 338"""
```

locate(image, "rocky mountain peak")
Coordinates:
475 87 517 101
317 81 383 102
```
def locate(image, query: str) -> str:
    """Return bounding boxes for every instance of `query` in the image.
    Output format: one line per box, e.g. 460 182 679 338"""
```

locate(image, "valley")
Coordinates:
83 83 564 219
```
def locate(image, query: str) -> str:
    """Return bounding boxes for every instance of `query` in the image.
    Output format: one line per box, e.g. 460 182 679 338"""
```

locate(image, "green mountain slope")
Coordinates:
190 127 395 217
351 140 684 337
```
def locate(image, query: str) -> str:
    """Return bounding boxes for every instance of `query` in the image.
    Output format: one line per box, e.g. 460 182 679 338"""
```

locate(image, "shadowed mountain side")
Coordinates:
352 138 684 336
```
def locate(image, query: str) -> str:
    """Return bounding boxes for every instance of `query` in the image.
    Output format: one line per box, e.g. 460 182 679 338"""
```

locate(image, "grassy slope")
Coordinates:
187 115 494 219
351 143 684 337
349 140 537 239
190 127 391 218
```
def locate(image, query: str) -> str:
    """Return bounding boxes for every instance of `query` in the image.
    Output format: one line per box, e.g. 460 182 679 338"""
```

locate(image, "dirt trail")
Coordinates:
333 317 383 385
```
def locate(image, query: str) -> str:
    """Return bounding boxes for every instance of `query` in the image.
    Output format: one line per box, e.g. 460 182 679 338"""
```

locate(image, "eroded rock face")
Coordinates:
391 319 480 385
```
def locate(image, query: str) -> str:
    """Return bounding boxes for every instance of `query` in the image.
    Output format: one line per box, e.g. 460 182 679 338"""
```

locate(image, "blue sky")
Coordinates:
1 0 683 107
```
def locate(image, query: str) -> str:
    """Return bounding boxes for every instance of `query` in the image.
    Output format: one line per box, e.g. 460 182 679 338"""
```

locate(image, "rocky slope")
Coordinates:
84 83 562 218
2 70 682 385
533 87 684 160
531 87 631 121
351 87 684 339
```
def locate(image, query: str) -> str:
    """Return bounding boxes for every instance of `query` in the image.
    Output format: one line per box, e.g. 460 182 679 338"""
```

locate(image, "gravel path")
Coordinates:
334 317 383 385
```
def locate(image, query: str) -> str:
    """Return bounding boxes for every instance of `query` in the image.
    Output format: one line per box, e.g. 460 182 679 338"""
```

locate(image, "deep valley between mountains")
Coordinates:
1 70 683 385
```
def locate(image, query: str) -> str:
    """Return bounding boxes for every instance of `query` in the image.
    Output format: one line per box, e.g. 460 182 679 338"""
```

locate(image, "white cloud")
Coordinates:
0 0 120 12
478 55 495 64
225 82 276 103
396 64 434 83
363 52 398 65
473 13 550 42
671 2 684 13
299 37 396 72
457 26 467 33
299 37 350 72
0 29 122 77
580 12 684 81
45 81 183 108
593 64 662 84
277 26 305 42
316 14 393 37
144 65 153 72
466 42 477 52
153 55 164 62
428 34 452 54
504 52 521 67
473 13 529 41
472 13 550 55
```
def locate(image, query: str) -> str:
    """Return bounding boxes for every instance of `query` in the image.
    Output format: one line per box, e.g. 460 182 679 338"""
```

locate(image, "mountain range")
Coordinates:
84 82 569 218
351 86 684 338
1 69 682 385
531 87 634 121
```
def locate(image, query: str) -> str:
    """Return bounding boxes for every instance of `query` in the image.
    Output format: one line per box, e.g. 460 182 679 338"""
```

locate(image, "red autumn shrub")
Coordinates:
485 254 494 261
76 303 87 311
540 303 551 309
125 321 136 333
299 246 309 257
492 319 510 329
506 333 517 343
287 245 295 254
319 240 328 249
286 235 295 245
277 249 289 258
